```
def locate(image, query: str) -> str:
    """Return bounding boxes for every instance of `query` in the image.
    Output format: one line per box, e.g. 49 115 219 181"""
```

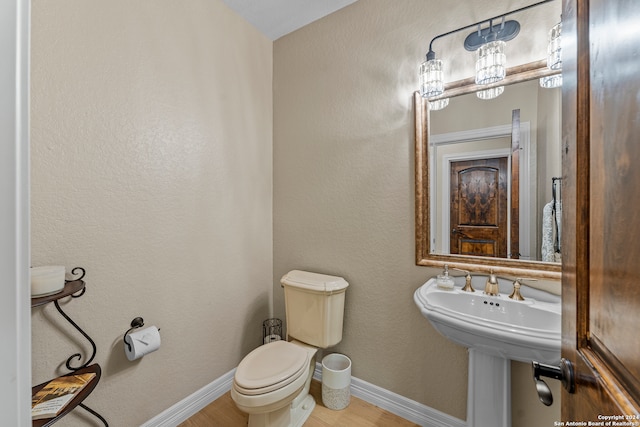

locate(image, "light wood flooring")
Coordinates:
179 380 420 427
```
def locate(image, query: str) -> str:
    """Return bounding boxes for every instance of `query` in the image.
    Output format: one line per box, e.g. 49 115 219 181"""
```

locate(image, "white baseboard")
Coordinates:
140 369 236 427
142 365 466 427
313 364 466 427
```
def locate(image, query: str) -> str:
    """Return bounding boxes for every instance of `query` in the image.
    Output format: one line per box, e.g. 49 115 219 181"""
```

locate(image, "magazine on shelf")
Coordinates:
31 372 96 420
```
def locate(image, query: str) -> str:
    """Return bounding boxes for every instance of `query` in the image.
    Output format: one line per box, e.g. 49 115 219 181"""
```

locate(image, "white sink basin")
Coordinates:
414 277 561 364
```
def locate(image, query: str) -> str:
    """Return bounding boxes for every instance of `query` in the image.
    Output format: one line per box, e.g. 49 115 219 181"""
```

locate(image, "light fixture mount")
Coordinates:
464 20 521 51
418 0 559 107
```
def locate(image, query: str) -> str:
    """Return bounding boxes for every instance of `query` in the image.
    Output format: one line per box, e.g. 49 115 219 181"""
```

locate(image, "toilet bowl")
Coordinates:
231 270 349 427
231 340 318 427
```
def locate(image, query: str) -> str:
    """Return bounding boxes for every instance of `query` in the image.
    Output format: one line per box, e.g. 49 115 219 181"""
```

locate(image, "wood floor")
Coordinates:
179 380 420 427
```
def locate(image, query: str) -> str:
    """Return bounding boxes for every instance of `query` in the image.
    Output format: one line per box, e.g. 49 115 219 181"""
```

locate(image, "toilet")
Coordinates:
231 270 349 427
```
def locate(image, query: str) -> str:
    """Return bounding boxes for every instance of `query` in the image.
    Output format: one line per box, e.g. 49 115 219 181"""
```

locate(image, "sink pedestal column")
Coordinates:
467 349 511 427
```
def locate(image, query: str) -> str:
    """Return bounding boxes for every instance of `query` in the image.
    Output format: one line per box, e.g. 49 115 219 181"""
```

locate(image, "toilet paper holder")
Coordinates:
123 317 160 352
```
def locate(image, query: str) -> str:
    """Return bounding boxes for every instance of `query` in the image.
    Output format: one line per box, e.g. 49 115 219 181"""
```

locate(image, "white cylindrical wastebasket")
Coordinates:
321 353 351 410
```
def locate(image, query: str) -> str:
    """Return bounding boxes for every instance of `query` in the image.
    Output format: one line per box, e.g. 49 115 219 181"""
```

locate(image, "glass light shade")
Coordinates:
420 59 445 98
547 22 562 70
540 74 563 88
475 40 506 85
476 86 504 100
429 98 449 111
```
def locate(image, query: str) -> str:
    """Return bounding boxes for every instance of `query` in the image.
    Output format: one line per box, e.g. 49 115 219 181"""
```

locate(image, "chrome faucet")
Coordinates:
484 270 499 296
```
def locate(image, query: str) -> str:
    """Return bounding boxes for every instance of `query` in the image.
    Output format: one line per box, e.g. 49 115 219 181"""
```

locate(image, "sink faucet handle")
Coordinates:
453 268 474 292
509 277 537 301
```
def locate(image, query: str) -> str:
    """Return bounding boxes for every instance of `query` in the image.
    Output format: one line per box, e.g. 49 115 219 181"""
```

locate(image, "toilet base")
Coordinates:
248 394 315 427
290 393 315 427
247 404 290 427
246 354 317 427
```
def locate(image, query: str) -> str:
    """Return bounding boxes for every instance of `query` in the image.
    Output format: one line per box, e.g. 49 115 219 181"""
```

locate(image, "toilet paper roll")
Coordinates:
124 326 161 361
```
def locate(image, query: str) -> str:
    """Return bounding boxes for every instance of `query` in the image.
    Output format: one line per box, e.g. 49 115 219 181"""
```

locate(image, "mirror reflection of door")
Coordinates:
430 80 561 262
449 158 508 257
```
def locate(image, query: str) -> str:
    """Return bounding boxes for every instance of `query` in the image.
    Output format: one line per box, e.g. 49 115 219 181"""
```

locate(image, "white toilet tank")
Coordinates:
281 270 349 348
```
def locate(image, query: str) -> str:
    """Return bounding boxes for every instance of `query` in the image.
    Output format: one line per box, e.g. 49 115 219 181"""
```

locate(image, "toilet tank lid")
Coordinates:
281 270 349 292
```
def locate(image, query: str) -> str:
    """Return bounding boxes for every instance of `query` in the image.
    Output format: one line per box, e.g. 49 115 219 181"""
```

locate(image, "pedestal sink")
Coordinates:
414 276 561 427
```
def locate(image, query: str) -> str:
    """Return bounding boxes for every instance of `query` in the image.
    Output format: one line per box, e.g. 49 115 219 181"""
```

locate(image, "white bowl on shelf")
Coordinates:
30 266 66 297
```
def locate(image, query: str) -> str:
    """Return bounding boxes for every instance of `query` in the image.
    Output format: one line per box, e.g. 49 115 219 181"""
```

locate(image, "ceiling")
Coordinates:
221 0 358 40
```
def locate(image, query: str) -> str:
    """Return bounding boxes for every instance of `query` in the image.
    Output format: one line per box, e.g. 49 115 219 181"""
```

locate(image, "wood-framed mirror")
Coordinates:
415 60 562 280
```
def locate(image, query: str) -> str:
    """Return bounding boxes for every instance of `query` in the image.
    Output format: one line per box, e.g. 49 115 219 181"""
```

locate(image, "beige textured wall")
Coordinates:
30 0 272 425
273 0 561 425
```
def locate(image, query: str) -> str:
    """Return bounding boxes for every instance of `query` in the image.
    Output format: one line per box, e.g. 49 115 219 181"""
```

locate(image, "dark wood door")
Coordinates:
561 0 640 420
449 157 508 257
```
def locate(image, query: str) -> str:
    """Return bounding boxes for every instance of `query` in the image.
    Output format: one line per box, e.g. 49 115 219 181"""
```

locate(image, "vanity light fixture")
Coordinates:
540 20 563 88
476 86 505 100
469 17 517 99
475 39 507 86
469 17 518 91
419 0 558 105
419 51 445 98
428 97 450 111
540 74 562 88
546 21 562 70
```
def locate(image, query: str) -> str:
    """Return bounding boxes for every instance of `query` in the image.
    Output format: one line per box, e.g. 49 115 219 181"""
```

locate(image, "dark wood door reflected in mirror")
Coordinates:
450 157 509 258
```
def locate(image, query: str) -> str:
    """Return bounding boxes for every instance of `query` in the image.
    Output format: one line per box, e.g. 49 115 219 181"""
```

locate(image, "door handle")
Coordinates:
452 228 471 238
531 359 575 406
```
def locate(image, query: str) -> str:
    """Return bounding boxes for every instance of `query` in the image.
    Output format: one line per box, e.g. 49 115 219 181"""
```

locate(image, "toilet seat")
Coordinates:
234 341 310 395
